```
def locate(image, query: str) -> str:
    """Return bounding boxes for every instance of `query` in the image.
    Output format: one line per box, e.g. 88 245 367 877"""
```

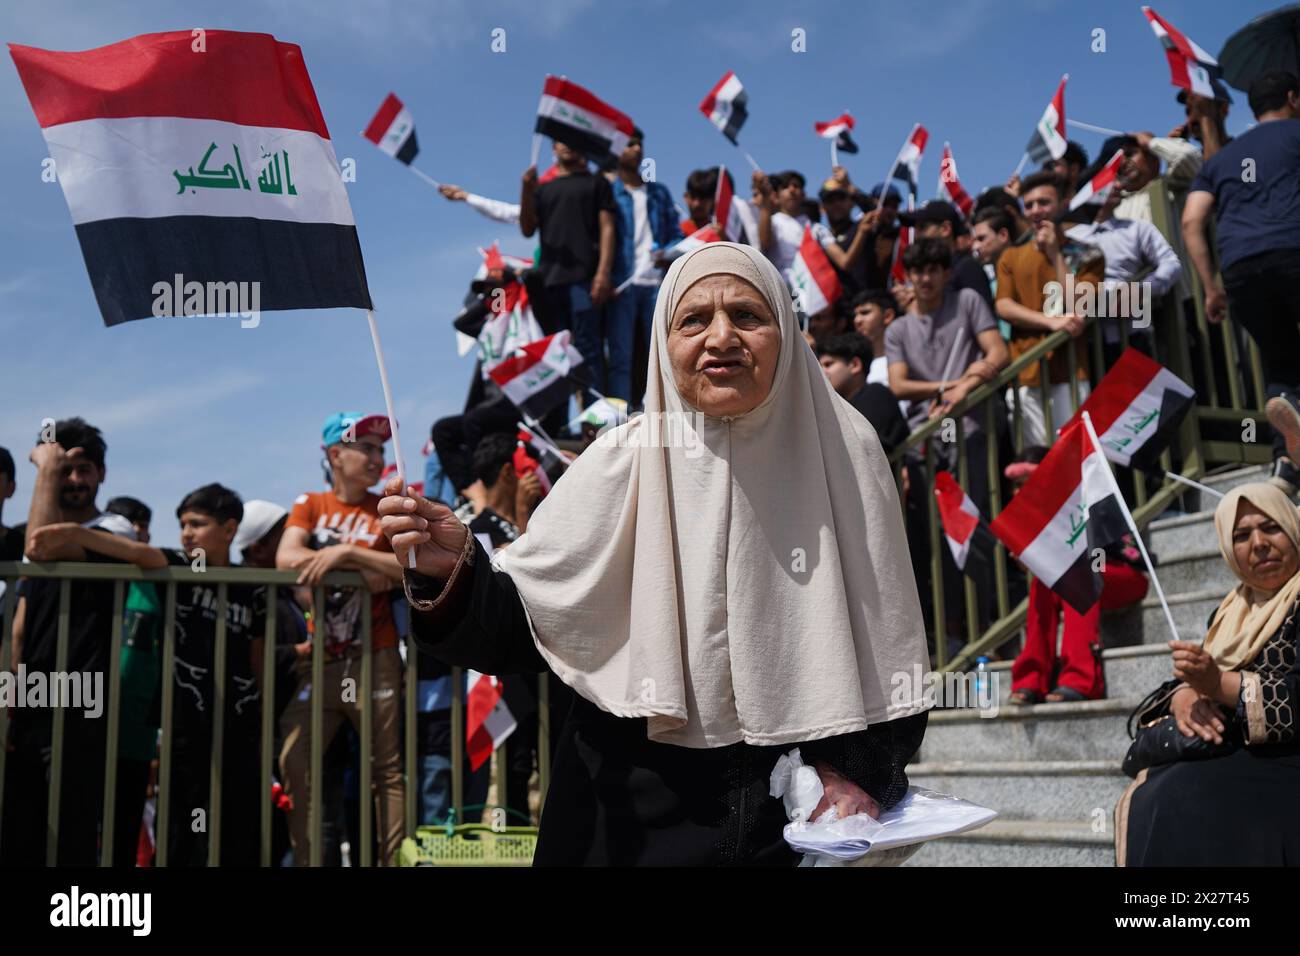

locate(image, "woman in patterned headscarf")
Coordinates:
1116 482 1300 866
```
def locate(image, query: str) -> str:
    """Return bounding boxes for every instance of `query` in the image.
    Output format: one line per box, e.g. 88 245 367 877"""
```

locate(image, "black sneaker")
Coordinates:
1268 455 1300 497
1266 393 1300 466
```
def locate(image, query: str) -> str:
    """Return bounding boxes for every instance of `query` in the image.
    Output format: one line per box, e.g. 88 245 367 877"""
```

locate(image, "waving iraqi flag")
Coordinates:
535 75 634 163
362 92 418 164
990 420 1129 614
1060 347 1194 470
788 225 842 317
934 471 995 575
489 330 587 420
1025 75 1068 166
10 30 371 327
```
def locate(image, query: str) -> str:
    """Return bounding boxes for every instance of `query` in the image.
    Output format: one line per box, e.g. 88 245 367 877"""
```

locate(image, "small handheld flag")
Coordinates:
788 225 842 316
535 75 635 163
937 143 973 216
1142 7 1230 102
1025 75 1069 167
934 471 996 574
815 112 858 164
363 92 418 164
700 70 749 145
1068 149 1126 211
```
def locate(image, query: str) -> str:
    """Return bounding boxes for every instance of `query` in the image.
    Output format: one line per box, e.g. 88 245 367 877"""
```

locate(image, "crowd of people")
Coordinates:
0 67 1298 867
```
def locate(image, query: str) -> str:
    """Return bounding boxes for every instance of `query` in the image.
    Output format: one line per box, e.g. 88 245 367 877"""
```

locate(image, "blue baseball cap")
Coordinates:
321 412 391 449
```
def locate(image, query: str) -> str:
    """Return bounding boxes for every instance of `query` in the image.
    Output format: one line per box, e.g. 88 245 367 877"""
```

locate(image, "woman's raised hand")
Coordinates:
377 475 469 579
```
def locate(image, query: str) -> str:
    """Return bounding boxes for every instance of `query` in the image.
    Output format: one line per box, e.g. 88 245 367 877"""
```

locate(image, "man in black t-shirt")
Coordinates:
520 140 616 404
1 418 138 866
0 446 22 563
815 334 909 456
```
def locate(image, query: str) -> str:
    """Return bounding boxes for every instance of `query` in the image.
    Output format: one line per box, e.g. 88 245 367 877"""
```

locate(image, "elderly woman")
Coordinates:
1116 482 1300 866
379 242 931 865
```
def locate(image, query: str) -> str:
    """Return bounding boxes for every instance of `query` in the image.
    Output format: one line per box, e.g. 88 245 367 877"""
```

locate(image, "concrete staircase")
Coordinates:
906 464 1270 866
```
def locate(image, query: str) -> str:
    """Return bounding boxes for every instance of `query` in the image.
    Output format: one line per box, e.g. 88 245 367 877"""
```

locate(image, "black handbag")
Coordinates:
1121 679 1239 778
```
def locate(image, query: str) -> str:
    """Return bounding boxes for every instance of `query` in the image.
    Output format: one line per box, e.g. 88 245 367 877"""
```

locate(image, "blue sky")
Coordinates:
0 0 1276 546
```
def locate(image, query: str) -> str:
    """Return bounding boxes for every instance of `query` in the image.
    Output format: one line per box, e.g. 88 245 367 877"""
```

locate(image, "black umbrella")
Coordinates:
1219 4 1300 93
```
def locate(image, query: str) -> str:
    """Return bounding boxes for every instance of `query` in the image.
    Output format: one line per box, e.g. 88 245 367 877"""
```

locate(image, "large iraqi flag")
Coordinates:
9 30 371 327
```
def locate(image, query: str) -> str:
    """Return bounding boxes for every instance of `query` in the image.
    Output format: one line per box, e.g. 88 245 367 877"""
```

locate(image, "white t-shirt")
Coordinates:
629 185 659 286
769 211 834 280
867 354 890 387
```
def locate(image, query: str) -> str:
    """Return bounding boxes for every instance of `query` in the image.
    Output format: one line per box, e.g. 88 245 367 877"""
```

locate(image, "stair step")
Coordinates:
1145 509 1215 556
905 820 1114 866
919 697 1140 763
908 760 1128 823
973 643 1170 704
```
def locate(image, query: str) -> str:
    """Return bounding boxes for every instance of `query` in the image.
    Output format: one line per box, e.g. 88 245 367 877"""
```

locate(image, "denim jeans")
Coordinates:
417 741 489 825
546 282 605 405
605 282 657 406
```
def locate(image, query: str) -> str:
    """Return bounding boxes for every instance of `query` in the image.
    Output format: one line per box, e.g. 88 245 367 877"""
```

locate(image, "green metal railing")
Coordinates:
887 176 1268 674
0 561 548 866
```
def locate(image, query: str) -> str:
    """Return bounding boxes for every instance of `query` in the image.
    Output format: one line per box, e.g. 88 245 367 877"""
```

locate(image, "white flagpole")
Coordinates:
1165 471 1225 499
1083 411 1180 642
938 325 969 387
366 310 417 569
876 133 909 207
1067 119 1125 136
831 139 838 169
740 148 761 172
530 133 543 169
518 414 571 466
1013 151 1030 177
407 166 442 189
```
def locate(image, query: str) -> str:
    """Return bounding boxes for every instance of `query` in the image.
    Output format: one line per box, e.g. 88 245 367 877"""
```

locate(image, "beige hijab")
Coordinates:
495 242 930 748
1205 482 1300 669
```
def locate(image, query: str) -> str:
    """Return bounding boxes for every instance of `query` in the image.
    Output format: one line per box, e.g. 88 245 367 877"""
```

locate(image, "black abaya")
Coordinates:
405 537 929 866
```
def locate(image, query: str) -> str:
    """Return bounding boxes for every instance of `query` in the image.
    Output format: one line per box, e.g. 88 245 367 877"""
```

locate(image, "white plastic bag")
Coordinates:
769 748 998 867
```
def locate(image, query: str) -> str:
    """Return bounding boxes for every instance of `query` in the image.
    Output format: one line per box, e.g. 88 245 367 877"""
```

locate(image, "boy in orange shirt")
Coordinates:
276 412 405 865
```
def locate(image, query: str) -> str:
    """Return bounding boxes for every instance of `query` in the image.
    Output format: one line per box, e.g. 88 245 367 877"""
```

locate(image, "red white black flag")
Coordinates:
489 330 587 420
990 420 1129 614
1069 149 1125 210
466 671 516 772
814 113 858 154
1025 75 1068 166
934 471 995 573
937 142 973 216
362 92 418 164
1060 347 1194 470
699 70 748 145
535 75 635 162
788 225 842 316
1142 6 1228 101
10 30 371 327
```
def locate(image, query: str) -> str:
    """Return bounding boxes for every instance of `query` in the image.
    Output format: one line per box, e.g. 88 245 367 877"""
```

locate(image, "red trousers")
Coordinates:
1011 563 1149 698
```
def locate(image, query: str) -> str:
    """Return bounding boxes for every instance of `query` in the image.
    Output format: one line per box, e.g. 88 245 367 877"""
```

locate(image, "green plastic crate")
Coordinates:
399 823 538 867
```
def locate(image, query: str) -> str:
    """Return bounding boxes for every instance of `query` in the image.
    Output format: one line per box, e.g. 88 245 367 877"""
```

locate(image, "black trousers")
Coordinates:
164 730 261 866
1223 248 1300 460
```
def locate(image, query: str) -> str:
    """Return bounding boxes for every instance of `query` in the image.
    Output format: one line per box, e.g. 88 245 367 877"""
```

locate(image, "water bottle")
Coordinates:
975 656 990 704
